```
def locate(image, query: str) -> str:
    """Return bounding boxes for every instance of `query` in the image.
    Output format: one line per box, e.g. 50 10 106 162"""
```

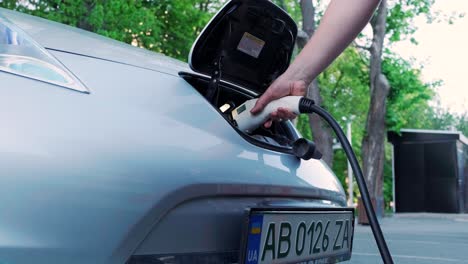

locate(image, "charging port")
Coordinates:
180 72 300 152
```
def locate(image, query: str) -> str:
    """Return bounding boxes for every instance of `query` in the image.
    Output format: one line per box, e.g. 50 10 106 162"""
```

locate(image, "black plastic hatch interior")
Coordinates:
189 0 297 95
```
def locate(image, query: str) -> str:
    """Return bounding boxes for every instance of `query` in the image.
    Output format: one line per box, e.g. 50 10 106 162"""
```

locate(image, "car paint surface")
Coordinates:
0 8 346 264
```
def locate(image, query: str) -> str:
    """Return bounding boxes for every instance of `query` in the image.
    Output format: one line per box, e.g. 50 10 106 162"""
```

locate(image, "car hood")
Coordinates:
0 8 189 75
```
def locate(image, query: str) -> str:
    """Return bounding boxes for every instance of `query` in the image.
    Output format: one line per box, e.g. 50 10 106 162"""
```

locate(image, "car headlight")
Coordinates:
0 14 88 93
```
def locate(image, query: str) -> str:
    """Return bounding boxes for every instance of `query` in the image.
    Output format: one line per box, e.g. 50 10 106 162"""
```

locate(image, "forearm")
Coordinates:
284 0 380 85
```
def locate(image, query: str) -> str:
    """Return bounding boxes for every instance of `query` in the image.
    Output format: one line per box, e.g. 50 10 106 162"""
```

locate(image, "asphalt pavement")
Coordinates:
347 213 468 264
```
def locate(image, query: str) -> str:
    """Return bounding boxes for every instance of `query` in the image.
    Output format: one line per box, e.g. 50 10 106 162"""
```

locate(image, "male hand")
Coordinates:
250 74 307 128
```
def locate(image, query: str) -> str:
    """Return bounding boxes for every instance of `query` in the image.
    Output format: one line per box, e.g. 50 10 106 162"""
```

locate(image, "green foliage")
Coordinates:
419 105 468 136
384 53 436 132
332 148 347 190
383 141 394 210
386 0 434 42
296 114 312 140
456 112 468 136
423 105 456 130
89 0 163 48
147 0 220 60
0 0 20 10
273 0 303 24
318 48 369 121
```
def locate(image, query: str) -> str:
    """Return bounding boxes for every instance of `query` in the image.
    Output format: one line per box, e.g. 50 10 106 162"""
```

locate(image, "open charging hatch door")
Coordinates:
189 0 297 95
184 0 322 160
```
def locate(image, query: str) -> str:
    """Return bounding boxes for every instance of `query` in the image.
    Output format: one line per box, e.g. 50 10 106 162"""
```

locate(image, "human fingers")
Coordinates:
267 108 297 122
263 108 297 128
264 119 273 128
276 107 297 120
252 80 307 114
251 89 277 114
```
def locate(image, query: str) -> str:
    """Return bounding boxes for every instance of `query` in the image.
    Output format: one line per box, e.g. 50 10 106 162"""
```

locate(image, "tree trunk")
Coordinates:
362 0 389 201
308 80 334 166
299 0 334 167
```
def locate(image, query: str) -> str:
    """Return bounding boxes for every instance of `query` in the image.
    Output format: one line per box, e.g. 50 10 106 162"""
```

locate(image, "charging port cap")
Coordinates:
292 138 322 160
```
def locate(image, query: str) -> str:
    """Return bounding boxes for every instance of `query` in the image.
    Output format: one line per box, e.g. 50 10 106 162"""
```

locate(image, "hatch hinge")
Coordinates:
205 56 223 105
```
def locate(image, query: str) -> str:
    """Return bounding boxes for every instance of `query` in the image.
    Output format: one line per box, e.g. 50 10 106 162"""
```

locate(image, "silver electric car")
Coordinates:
0 1 353 263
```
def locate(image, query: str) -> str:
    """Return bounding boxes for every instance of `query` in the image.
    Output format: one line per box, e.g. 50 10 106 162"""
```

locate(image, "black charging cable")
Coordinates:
298 97 394 264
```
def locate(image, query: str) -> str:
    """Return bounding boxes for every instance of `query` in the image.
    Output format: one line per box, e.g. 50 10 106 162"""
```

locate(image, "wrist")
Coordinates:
282 63 314 87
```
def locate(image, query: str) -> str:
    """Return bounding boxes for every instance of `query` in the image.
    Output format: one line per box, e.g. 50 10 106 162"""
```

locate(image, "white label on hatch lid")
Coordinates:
237 32 265 58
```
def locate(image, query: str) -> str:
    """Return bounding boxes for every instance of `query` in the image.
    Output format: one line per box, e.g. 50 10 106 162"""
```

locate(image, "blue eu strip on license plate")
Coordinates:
241 209 354 264
245 214 265 264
